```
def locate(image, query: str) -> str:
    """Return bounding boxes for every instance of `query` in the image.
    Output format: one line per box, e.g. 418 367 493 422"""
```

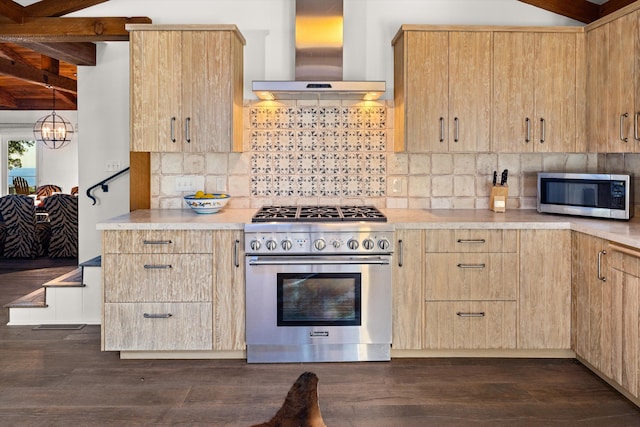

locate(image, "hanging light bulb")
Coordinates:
33 88 74 149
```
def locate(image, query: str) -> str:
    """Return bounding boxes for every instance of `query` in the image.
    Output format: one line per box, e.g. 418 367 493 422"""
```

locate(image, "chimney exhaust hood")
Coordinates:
252 0 385 101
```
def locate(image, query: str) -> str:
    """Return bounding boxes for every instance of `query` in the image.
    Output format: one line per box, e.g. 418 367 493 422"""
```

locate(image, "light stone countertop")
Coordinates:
97 208 640 249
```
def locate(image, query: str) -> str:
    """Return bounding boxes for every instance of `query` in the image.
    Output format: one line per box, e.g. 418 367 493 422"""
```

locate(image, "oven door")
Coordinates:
245 255 392 347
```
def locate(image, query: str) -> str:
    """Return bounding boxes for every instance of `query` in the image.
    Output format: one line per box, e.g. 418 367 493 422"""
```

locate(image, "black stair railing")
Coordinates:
86 167 130 206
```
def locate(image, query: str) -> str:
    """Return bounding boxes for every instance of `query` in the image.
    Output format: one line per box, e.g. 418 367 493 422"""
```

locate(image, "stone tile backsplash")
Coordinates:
151 100 638 211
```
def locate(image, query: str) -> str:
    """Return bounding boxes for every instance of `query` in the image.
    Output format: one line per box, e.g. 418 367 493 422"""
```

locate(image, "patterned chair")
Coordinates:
12 176 30 195
0 195 51 258
43 194 78 258
36 184 62 199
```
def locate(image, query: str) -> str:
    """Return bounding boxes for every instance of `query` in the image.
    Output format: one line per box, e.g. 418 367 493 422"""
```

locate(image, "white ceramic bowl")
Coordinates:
184 193 230 214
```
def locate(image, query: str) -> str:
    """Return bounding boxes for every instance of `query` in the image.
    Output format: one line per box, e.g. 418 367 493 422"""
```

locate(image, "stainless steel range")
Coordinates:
244 205 393 363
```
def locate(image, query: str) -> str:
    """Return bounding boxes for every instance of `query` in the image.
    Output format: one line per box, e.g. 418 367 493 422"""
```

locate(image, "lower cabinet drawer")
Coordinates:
424 301 516 350
104 302 212 351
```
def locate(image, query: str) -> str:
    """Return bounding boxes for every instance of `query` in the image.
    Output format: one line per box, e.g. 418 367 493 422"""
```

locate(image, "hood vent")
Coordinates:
252 0 385 101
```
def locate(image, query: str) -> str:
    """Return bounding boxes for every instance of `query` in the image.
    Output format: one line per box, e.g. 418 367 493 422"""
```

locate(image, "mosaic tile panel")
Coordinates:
250 105 387 198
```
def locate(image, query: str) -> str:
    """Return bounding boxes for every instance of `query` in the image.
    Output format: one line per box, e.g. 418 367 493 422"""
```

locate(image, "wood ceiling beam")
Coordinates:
24 0 110 18
0 43 30 65
0 56 77 94
0 16 151 42
518 0 600 23
599 0 638 17
19 41 96 65
0 0 24 23
0 85 17 108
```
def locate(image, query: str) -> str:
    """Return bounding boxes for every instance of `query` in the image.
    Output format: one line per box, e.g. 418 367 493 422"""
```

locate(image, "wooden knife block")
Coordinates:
489 186 508 212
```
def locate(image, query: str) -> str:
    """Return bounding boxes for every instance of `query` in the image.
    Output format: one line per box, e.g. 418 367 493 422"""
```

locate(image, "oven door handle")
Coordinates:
248 256 391 265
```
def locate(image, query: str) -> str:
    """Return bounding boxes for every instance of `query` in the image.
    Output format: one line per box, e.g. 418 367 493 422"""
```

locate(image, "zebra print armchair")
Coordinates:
36 184 62 199
43 194 78 258
0 195 51 258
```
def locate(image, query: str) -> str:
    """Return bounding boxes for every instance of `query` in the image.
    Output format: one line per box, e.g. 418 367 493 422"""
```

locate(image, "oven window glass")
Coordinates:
277 273 361 326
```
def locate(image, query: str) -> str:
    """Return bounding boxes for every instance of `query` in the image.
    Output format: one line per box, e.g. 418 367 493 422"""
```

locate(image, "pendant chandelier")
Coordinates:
33 88 75 150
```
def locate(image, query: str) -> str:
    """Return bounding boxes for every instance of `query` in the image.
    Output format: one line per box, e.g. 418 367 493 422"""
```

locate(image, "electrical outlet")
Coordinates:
105 160 121 172
175 176 205 192
392 177 404 194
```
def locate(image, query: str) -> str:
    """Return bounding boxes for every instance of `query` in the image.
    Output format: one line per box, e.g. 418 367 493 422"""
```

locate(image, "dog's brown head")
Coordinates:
250 371 327 427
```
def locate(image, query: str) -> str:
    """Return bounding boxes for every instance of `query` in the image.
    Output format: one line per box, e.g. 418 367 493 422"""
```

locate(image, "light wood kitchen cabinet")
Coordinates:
128 25 245 153
586 9 640 152
102 230 214 351
602 242 640 399
212 230 245 351
392 27 491 153
424 229 518 350
519 229 571 349
492 31 582 152
392 229 424 350
572 232 607 372
102 229 245 354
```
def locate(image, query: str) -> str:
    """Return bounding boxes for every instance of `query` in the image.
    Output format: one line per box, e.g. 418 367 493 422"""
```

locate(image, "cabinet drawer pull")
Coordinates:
456 239 485 244
439 117 445 142
456 312 485 318
143 240 173 245
234 239 240 268
170 117 176 143
525 117 531 143
457 263 486 269
398 239 404 267
143 264 173 269
143 313 173 319
454 117 459 142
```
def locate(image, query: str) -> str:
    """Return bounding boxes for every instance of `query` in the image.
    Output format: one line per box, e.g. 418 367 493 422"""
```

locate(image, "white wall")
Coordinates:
63 0 580 261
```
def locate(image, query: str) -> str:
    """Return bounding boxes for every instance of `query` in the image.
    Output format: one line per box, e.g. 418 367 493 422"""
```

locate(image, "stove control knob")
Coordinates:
281 239 293 251
314 239 326 251
347 239 359 250
378 238 390 251
362 238 375 250
265 240 278 251
332 240 341 249
249 240 261 251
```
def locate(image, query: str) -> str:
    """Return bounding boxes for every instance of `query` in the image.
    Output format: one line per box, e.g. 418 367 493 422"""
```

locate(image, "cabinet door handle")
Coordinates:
597 250 606 282
456 312 485 318
456 239 486 244
439 117 445 142
170 117 177 143
185 117 191 143
143 313 173 319
143 264 173 269
457 263 486 269
634 112 639 142
234 239 240 268
143 240 173 245
398 239 404 267
454 117 459 142
620 113 629 142
525 117 531 143
539 118 545 143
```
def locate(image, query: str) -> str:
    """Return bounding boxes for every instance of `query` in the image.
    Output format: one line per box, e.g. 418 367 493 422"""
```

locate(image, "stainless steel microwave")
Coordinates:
537 172 634 220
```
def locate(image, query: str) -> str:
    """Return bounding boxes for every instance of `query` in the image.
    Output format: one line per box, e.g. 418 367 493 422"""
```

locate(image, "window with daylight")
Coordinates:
6 138 37 195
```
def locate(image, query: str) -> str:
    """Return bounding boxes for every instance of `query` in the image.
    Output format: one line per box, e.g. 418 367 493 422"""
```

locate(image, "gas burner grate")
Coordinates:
251 205 387 222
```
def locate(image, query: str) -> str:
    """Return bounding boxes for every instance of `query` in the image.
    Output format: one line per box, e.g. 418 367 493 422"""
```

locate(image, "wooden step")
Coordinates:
42 268 84 288
4 288 47 308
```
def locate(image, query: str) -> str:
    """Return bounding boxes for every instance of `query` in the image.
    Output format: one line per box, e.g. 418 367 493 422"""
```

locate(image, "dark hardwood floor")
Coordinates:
1 259 640 426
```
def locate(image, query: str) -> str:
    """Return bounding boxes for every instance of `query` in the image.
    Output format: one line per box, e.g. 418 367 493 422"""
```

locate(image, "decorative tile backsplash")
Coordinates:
249 105 387 198
149 100 640 212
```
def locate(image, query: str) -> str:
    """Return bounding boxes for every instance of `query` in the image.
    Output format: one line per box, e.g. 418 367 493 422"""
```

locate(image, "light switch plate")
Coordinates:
175 176 204 192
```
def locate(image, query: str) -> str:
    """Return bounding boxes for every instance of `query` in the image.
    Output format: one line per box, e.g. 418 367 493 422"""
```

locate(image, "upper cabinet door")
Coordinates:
404 31 449 152
534 32 578 153
492 32 535 152
130 30 183 152
448 31 492 152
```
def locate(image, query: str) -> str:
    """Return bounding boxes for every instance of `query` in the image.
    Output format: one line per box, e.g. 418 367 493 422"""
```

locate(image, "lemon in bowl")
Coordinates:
184 192 230 214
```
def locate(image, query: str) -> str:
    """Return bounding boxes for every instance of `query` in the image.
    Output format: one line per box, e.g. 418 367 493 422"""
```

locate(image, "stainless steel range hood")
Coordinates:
252 0 385 101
